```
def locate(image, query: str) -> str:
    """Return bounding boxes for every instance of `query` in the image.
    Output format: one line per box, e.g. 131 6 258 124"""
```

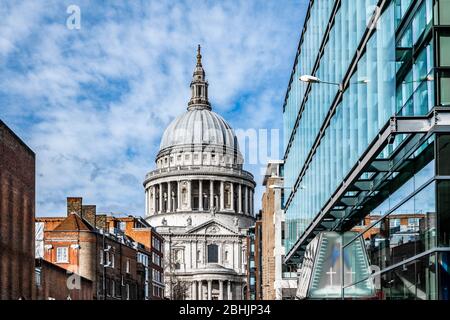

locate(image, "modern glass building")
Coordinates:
282 0 450 299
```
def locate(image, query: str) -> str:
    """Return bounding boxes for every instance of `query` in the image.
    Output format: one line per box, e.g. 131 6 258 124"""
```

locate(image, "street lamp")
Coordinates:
299 74 343 92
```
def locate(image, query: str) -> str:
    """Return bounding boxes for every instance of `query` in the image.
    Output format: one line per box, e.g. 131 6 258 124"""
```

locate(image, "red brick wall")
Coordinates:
0 121 35 300
35 259 93 300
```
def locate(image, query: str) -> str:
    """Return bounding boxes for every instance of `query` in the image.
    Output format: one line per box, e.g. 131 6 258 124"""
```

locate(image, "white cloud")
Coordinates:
0 0 307 216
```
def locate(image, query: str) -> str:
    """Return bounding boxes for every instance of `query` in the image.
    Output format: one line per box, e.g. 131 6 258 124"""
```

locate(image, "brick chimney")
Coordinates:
82 205 96 227
96 214 107 231
67 197 82 216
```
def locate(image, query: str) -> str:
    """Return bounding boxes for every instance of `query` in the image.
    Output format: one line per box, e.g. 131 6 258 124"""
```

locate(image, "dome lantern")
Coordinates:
188 45 211 111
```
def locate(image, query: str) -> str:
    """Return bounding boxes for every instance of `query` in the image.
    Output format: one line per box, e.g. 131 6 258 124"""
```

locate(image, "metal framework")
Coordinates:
285 108 450 264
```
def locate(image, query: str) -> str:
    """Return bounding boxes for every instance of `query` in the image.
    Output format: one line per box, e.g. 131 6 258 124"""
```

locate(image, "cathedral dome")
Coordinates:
157 45 241 160
159 108 239 153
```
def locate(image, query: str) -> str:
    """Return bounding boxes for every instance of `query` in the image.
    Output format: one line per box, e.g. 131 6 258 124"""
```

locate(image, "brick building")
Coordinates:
105 215 165 299
36 197 164 300
150 229 164 299
0 120 35 300
260 161 297 300
35 258 93 300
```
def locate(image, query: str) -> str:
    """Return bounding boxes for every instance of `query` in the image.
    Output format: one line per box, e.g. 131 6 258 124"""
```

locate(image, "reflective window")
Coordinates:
437 180 450 246
437 135 450 175
437 0 450 25
380 254 437 300
439 34 450 67
363 182 436 271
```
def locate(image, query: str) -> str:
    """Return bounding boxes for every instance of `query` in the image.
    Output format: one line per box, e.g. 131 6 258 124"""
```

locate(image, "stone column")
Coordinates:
177 181 181 211
238 184 242 213
244 185 248 215
207 280 212 300
187 180 192 210
251 189 254 216
227 281 232 300
219 280 224 300
230 183 234 212
159 183 163 213
167 182 172 213
145 189 148 215
199 180 203 211
249 189 252 216
192 281 197 300
209 180 214 210
152 186 157 214
198 281 203 300
220 181 225 211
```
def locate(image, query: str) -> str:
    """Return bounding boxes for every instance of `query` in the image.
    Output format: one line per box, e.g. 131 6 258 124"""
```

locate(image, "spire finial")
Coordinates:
197 44 202 66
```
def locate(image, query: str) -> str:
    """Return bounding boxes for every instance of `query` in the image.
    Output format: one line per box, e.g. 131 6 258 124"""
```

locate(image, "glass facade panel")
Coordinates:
437 135 450 175
439 72 450 105
438 252 450 299
379 254 437 300
438 0 450 25
282 0 450 300
437 180 450 246
439 35 450 66
361 182 436 271
284 2 394 249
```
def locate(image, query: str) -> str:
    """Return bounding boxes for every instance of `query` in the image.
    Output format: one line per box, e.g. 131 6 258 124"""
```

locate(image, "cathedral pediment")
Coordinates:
186 219 238 235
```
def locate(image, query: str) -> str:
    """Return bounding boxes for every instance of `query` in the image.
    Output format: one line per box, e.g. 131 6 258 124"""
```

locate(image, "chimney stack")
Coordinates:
67 197 82 216
82 205 96 227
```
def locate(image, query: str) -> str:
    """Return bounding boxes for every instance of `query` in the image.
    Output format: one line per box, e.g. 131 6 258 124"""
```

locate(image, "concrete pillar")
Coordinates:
219 280 224 300
220 181 225 211
227 281 232 300
207 280 212 300
167 182 172 213
209 180 214 210
159 183 163 213
199 180 203 211
238 184 242 213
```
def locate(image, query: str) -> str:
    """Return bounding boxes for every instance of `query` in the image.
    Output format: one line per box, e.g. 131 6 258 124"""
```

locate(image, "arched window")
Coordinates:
224 250 229 262
207 244 218 263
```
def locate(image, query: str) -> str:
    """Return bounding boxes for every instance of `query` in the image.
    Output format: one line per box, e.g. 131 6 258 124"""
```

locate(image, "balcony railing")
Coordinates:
144 164 254 181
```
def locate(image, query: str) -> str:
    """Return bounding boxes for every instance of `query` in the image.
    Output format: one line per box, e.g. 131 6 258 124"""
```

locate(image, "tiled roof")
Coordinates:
53 213 94 231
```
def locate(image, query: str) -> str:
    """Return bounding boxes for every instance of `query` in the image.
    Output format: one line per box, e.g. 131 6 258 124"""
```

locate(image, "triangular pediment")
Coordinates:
186 219 238 235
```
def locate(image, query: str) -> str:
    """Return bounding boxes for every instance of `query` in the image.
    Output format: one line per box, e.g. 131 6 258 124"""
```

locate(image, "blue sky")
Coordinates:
0 0 307 216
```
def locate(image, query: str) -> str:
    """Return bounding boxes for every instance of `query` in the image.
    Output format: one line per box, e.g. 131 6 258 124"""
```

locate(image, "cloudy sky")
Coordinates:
0 0 307 216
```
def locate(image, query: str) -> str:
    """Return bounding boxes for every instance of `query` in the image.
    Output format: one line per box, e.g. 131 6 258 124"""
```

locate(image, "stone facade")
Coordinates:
144 46 255 300
0 120 35 300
